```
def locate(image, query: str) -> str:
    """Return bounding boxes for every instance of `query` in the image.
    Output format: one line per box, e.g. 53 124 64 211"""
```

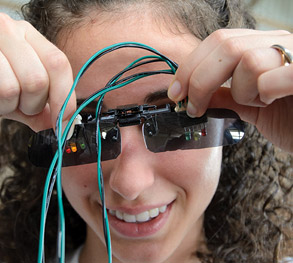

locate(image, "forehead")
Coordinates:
60 11 200 108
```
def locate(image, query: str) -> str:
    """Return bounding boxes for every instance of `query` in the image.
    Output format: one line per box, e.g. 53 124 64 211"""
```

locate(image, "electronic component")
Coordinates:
28 104 245 167
175 97 188 112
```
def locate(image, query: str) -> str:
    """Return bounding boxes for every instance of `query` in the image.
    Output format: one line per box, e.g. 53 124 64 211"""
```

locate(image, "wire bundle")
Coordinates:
37 42 178 263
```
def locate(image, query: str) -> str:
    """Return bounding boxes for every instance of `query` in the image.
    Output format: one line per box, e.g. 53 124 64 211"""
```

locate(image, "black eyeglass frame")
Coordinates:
27 104 246 167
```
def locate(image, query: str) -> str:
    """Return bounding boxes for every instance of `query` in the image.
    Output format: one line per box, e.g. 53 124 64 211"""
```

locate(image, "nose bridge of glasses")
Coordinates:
100 104 168 152
119 124 146 151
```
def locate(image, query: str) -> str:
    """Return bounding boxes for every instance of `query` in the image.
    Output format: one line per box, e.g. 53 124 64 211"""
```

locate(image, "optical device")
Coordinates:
28 104 245 168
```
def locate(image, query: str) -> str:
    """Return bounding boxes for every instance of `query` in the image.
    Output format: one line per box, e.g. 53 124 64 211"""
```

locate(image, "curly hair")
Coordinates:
0 0 292 262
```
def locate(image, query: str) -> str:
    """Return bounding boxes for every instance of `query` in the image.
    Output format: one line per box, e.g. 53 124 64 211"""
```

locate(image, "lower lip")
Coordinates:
108 203 172 238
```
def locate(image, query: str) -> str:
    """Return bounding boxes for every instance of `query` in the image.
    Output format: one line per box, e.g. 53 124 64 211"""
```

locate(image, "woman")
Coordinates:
0 0 292 262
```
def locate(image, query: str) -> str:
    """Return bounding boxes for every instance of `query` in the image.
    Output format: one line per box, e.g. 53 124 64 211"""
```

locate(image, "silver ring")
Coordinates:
271 44 293 66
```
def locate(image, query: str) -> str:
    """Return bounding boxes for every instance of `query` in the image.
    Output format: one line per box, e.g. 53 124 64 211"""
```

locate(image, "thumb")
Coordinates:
50 89 77 134
4 104 52 132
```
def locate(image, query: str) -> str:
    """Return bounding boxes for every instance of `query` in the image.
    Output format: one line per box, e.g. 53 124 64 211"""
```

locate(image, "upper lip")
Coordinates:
105 200 174 215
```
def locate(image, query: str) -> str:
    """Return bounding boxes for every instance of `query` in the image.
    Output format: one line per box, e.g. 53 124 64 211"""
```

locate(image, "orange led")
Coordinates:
70 142 77 153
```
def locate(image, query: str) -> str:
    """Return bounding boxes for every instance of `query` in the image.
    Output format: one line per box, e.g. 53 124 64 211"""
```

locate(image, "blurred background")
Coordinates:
0 0 292 31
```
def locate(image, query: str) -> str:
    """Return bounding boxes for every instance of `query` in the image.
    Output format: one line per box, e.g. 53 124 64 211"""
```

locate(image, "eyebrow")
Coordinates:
76 99 102 112
144 89 169 104
77 88 169 111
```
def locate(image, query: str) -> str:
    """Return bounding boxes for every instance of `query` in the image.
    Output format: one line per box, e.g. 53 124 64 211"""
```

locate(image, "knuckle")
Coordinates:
22 72 49 93
220 37 244 59
17 19 33 31
0 12 12 25
0 84 20 100
0 13 15 33
209 29 230 44
241 50 263 73
0 13 26 39
45 50 70 71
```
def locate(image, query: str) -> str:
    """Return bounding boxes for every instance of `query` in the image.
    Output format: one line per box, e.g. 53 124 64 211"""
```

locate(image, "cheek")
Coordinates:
158 147 222 189
187 147 222 193
62 163 98 203
157 147 222 213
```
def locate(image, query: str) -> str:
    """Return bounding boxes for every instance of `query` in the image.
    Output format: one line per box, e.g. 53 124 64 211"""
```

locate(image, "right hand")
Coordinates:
0 13 76 132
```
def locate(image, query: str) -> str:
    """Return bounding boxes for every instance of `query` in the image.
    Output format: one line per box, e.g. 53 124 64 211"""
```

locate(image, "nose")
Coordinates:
108 126 155 201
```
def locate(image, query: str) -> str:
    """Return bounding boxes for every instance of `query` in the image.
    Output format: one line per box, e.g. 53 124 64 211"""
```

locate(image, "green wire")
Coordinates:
38 42 176 263
39 75 176 263
125 55 176 72
95 95 113 262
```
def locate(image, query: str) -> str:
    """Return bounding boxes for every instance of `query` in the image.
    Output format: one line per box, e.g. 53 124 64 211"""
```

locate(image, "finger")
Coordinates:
178 34 293 117
258 63 293 104
184 36 253 117
207 87 259 125
23 20 76 126
0 50 20 115
5 104 52 132
0 17 50 116
230 47 285 106
168 29 290 102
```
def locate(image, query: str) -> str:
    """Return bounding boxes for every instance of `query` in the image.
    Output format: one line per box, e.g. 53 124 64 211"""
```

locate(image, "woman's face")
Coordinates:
61 9 222 263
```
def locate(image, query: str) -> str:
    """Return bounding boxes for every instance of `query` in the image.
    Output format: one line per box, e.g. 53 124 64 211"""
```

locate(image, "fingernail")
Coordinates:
187 102 197 118
168 80 182 100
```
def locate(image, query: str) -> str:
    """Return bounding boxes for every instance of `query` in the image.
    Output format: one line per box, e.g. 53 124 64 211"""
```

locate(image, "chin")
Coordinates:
111 238 176 263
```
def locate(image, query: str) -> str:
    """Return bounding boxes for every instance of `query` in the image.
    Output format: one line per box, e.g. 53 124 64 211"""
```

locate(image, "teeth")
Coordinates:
149 208 159 218
159 205 167 213
109 209 115 216
123 213 136 223
108 204 168 223
136 211 150 222
116 210 123 220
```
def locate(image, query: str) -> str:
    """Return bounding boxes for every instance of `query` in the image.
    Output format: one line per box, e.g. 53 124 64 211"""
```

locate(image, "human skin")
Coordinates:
0 3 292 263
60 9 222 263
169 29 293 152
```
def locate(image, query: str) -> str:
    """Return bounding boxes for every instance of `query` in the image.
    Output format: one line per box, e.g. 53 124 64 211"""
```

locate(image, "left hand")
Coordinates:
168 29 293 153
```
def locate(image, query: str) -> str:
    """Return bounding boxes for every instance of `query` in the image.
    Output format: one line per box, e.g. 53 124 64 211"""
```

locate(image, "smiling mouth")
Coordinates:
108 204 168 223
106 202 173 238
